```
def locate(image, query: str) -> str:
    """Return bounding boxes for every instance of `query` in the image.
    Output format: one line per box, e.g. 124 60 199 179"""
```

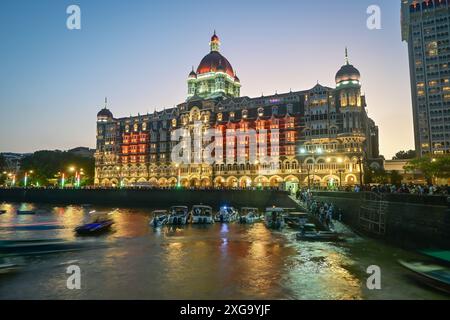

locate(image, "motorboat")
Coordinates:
264 207 285 229
215 206 239 223
398 259 450 294
239 207 261 224
149 210 169 228
16 210 35 215
285 212 309 229
167 206 189 225
75 212 115 235
190 205 214 224
296 223 341 241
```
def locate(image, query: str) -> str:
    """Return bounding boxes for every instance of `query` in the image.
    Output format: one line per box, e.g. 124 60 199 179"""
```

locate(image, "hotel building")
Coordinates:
95 33 380 189
401 0 450 156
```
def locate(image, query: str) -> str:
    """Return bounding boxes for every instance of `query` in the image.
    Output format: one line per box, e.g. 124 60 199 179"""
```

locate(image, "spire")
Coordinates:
104 97 108 109
345 47 349 65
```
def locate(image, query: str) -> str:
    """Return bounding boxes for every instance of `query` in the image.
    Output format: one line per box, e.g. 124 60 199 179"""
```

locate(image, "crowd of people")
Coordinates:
296 189 343 230
310 183 450 196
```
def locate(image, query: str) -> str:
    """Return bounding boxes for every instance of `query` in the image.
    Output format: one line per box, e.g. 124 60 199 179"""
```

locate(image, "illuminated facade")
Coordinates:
401 0 450 155
95 33 380 189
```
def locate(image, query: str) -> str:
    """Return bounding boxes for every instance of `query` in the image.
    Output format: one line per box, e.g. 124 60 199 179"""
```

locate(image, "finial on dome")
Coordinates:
104 97 108 109
345 47 349 65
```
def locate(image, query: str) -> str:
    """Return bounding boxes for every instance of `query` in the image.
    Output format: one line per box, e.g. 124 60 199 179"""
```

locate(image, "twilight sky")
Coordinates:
0 0 413 159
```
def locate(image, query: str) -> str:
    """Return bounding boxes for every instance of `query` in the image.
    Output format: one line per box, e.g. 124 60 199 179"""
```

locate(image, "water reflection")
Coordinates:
0 203 447 300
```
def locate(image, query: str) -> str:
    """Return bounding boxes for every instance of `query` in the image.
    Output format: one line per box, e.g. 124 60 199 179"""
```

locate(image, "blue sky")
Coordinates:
0 0 412 158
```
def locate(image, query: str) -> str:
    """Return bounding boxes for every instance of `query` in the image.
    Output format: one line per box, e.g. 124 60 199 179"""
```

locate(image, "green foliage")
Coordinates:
389 170 403 185
393 150 416 160
404 155 450 182
364 166 389 184
0 154 6 171
20 150 94 186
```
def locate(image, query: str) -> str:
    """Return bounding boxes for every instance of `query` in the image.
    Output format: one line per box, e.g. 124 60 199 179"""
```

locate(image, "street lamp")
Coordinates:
24 170 33 188
300 147 323 190
356 157 364 188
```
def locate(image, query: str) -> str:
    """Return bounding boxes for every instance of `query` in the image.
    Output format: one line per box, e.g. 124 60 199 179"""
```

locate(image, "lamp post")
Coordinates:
356 157 364 188
300 147 322 190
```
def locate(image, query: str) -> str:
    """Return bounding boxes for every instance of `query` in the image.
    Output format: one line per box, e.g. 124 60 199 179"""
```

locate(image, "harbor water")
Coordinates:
0 203 448 300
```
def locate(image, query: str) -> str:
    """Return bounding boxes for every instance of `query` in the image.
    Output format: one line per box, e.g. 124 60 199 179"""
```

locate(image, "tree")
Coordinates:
389 170 403 186
404 155 450 184
0 154 6 185
19 150 94 186
393 150 416 160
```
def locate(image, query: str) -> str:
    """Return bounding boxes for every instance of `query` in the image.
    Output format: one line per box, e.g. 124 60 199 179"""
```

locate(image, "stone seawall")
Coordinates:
0 189 299 211
312 191 450 249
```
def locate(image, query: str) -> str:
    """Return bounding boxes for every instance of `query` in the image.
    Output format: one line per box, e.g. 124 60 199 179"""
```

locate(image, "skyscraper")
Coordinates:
401 0 450 156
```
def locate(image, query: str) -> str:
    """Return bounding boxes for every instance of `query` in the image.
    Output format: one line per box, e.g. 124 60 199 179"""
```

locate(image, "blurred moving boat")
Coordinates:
16 210 35 215
0 210 7 215
0 239 93 256
0 261 20 274
238 207 261 224
191 205 214 224
75 212 114 235
0 222 64 231
296 223 341 241
150 210 169 228
398 259 450 294
167 206 189 225
215 206 238 223
264 207 285 229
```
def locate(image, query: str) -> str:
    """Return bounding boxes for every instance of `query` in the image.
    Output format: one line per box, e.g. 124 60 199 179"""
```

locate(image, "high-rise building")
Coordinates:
401 0 450 156
94 33 380 189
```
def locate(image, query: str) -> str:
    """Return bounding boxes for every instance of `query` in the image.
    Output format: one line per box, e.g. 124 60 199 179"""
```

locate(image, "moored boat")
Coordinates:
167 206 189 225
190 205 214 224
215 206 239 223
150 210 169 228
296 223 341 241
264 207 285 229
285 212 309 229
398 259 450 294
239 207 261 224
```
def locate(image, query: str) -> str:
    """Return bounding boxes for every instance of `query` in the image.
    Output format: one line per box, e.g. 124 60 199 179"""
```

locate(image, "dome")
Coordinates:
335 64 360 83
197 51 235 77
335 48 360 84
97 108 113 118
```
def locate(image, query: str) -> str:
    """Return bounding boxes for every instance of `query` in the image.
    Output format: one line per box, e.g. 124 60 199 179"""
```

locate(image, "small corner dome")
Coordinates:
188 69 197 79
97 108 113 118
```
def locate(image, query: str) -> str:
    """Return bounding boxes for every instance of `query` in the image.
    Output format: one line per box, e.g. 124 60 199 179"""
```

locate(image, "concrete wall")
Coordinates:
0 189 299 211
312 191 450 249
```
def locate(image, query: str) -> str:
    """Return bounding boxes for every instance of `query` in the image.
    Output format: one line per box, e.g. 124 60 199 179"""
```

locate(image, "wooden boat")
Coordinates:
215 206 239 223
238 207 261 224
190 205 214 224
398 259 450 294
264 207 285 229
16 210 35 215
296 223 342 241
167 206 189 225
149 210 169 228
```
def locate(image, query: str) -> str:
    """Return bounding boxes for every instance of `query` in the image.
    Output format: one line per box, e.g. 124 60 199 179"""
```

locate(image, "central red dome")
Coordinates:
196 51 235 78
